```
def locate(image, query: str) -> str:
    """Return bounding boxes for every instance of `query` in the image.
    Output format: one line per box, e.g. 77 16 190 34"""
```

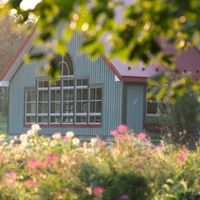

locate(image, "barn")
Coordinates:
0 26 200 137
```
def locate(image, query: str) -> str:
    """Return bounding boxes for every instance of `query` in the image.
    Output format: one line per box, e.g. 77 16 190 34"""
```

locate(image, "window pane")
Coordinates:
27 91 32 101
90 116 101 123
90 89 95 100
50 116 60 123
63 116 74 123
38 103 48 113
147 102 157 114
76 78 88 86
96 88 102 100
77 102 87 113
63 90 74 101
51 80 61 87
38 80 48 88
76 116 87 123
26 116 36 123
51 90 60 101
77 89 88 100
27 103 36 114
90 102 95 113
39 91 48 101
63 102 74 113
38 116 48 123
96 101 102 113
51 102 60 113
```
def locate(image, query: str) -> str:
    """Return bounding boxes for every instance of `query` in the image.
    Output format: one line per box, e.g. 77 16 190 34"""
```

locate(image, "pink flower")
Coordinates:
93 187 104 197
178 154 186 162
121 194 129 200
137 133 147 140
0 152 5 158
24 179 37 187
117 124 128 133
3 171 17 185
180 147 188 154
98 141 107 148
117 134 126 141
28 159 42 169
155 146 163 151
63 135 68 140
53 132 62 139
44 153 57 166
110 130 118 136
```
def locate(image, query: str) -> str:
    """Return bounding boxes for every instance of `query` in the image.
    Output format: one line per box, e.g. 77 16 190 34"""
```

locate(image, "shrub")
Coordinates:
157 74 200 147
0 124 200 199
0 87 8 115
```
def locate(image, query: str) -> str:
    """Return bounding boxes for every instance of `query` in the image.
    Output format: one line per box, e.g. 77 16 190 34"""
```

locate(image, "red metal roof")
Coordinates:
105 46 200 82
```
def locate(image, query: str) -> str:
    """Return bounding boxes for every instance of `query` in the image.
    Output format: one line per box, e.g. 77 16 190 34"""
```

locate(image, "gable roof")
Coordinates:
1 27 200 83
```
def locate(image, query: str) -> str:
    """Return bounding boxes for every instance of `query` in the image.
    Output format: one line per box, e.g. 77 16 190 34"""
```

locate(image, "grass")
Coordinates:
0 112 7 135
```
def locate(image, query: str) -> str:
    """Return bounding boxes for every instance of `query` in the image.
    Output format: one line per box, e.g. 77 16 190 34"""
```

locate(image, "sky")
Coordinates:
0 0 41 11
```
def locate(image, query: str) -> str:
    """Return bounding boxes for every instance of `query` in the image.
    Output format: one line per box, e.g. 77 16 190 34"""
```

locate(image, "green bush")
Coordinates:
0 125 200 199
157 74 200 147
0 87 8 115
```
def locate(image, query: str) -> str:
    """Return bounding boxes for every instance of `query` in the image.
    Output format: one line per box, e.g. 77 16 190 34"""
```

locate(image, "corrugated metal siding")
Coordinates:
9 31 124 136
125 83 145 133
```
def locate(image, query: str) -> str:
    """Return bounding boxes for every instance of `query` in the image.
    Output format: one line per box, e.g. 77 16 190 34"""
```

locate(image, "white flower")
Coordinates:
66 131 74 139
52 132 62 139
31 124 41 133
90 138 97 147
20 134 28 142
72 138 80 146
27 130 35 137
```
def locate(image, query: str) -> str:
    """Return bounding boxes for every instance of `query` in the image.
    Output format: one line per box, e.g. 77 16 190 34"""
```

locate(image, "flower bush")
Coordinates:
0 124 200 199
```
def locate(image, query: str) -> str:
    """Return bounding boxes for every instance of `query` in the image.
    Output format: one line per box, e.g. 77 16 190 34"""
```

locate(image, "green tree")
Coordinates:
1 0 200 63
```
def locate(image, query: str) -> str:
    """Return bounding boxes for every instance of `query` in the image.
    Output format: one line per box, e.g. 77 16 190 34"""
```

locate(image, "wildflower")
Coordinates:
180 147 188 154
0 134 5 142
66 131 74 139
44 153 57 166
155 145 163 151
31 124 41 132
52 132 62 139
24 179 37 187
117 124 128 133
0 152 5 158
178 154 186 162
167 133 172 137
27 130 35 137
121 194 129 200
117 134 126 141
63 135 68 141
3 171 18 185
110 129 118 136
72 138 80 146
93 187 104 197
98 140 107 148
90 138 98 147
137 132 147 140
28 159 42 169
20 134 28 142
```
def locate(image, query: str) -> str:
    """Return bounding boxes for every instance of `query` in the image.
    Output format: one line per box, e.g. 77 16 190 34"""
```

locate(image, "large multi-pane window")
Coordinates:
25 53 102 125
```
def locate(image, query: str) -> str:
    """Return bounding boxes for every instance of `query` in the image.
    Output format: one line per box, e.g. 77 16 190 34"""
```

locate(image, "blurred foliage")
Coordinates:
0 0 200 97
